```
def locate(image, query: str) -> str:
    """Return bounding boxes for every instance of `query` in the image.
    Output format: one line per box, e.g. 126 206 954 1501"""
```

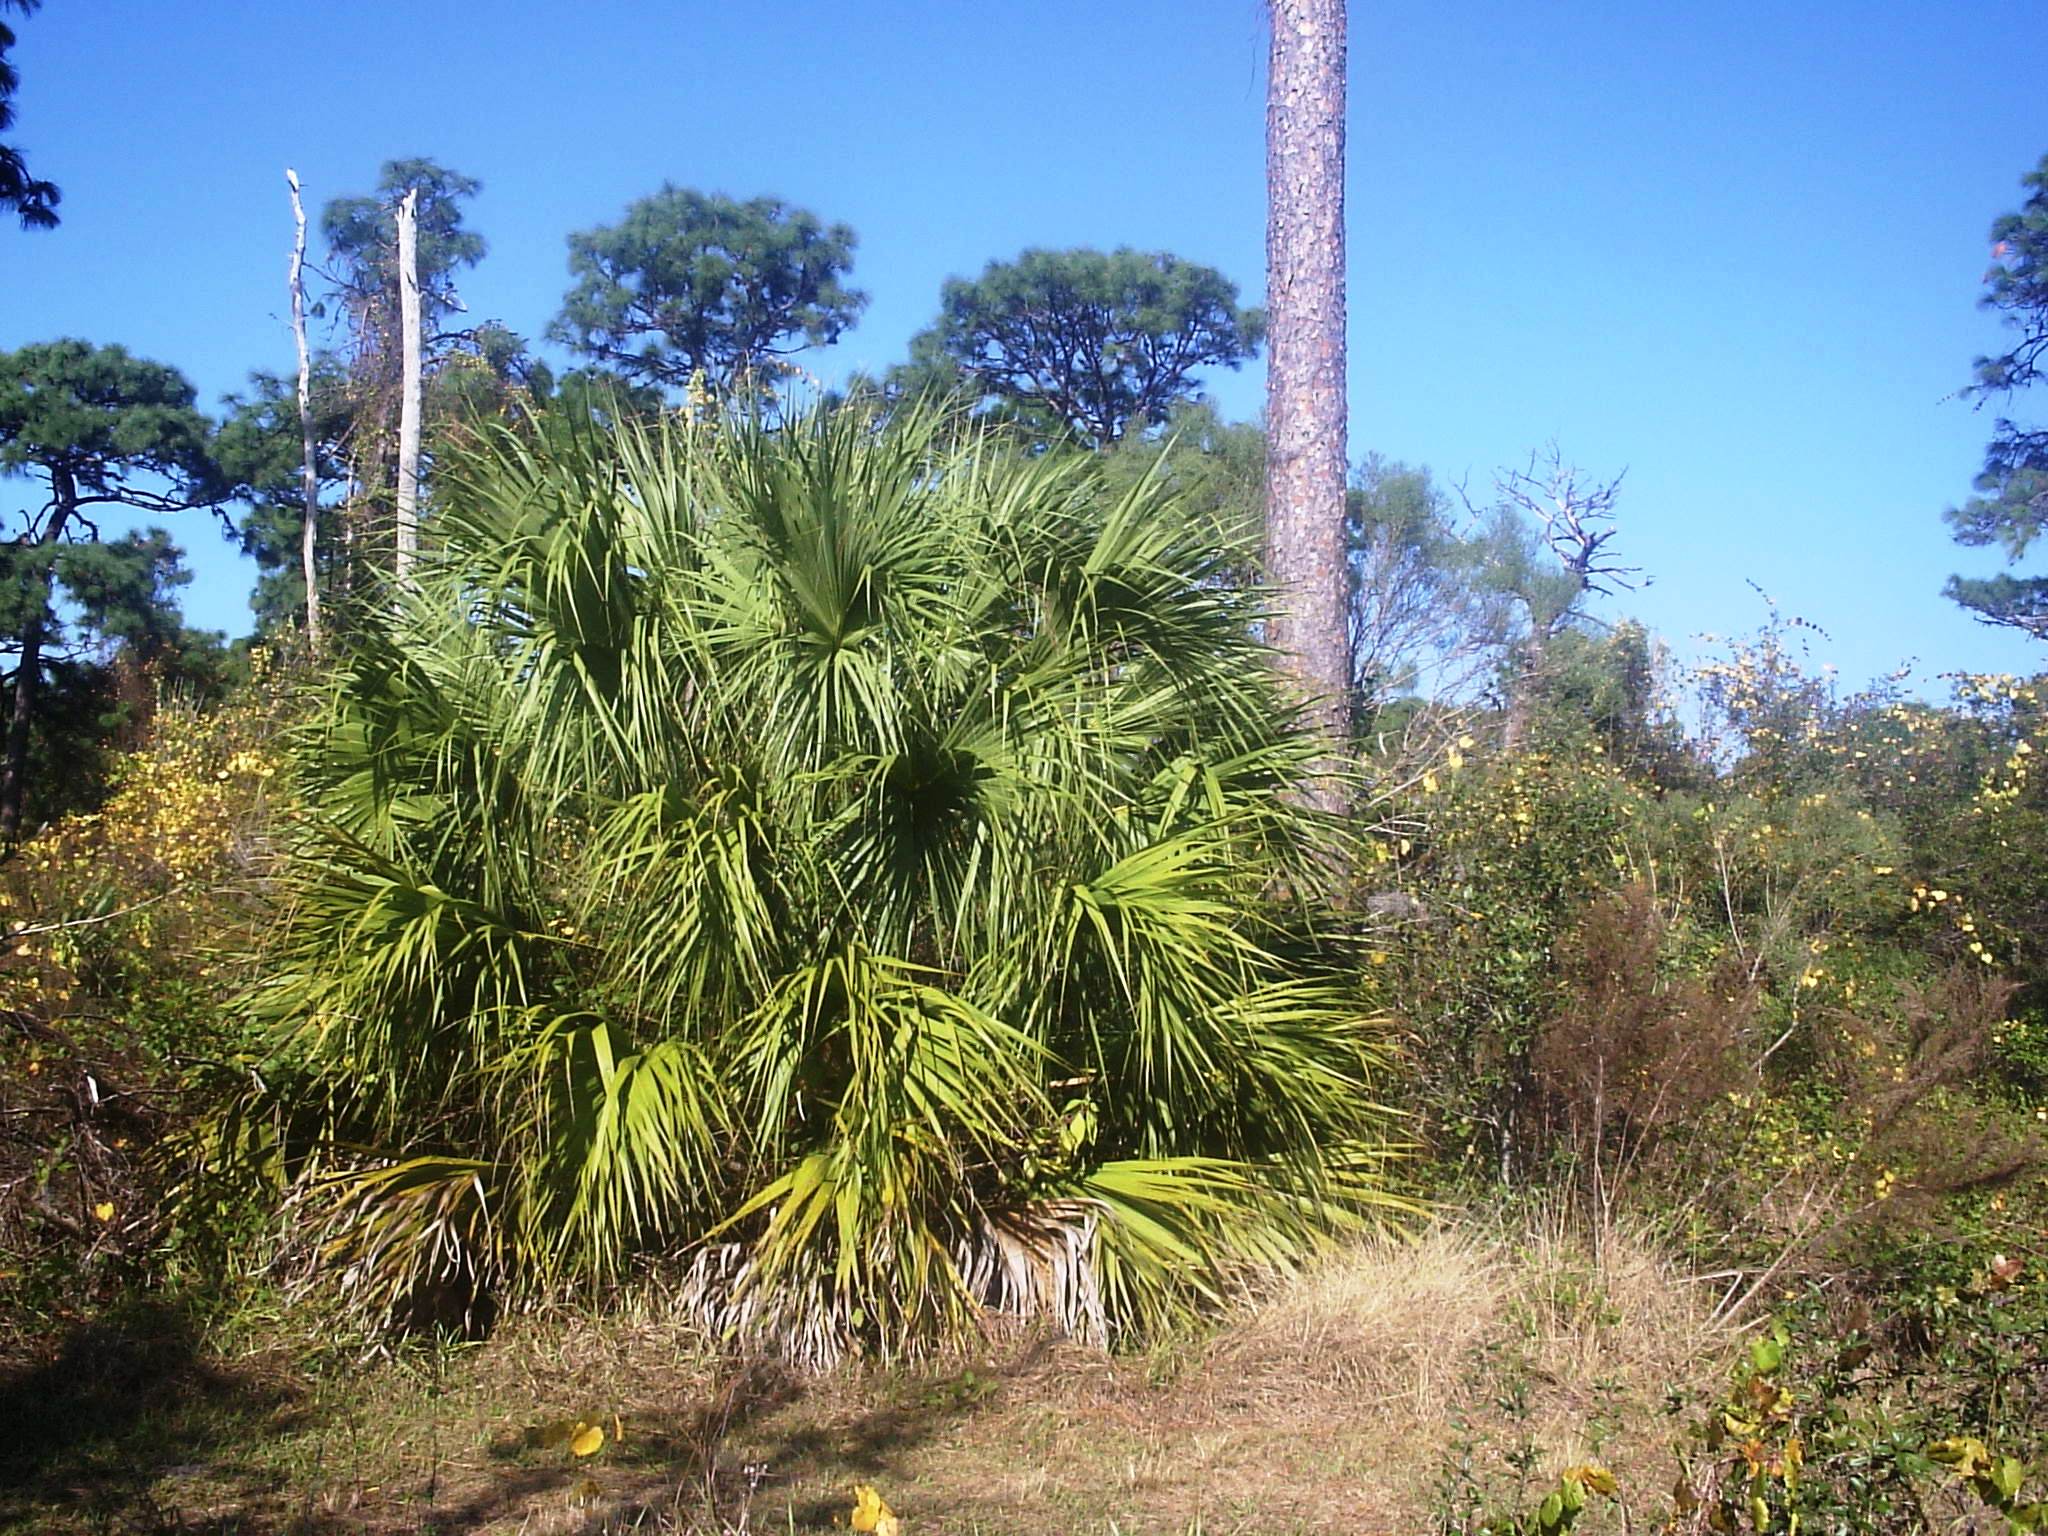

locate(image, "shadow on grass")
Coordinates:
0 1306 1066 1535
599 1334 1062 1532
0 1298 302 1533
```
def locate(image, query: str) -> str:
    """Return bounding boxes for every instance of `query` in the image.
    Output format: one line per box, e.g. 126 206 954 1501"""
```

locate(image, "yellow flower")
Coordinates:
1563 1464 1618 1497
850 1484 901 1536
93 1201 115 1223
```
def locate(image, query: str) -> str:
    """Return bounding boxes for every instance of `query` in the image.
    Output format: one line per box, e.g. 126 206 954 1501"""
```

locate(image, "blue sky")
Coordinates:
3 0 2045 692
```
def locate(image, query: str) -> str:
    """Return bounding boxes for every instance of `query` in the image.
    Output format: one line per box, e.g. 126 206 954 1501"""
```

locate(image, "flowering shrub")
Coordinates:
1366 635 2048 1535
0 662 291 1308
1376 746 1660 1177
1383 627 2046 1279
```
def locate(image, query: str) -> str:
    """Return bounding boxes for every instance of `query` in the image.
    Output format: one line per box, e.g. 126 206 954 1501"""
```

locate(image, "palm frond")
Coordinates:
246 399 1409 1354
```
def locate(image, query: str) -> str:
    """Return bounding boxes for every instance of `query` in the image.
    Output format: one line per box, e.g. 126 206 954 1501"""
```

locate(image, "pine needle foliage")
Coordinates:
249 404 1405 1358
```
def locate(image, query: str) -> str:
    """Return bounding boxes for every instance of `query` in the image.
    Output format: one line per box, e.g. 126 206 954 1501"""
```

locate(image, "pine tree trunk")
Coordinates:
287 168 322 649
394 186 422 587
1 470 72 844
1265 0 1351 765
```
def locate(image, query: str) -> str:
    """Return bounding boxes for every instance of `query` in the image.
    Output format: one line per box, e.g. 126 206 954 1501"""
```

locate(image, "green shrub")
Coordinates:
1377 746 1658 1178
246 406 1408 1357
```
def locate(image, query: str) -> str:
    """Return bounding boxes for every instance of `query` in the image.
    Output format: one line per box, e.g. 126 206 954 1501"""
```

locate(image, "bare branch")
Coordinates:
1494 442 1644 598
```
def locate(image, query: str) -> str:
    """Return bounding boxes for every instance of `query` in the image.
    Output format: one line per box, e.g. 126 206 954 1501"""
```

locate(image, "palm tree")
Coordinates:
249 404 1405 1358
1265 0 1352 762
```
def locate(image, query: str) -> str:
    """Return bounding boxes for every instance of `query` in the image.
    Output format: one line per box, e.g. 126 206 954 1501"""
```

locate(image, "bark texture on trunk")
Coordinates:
1265 0 1351 754
394 186 423 587
287 168 322 648
1 468 72 844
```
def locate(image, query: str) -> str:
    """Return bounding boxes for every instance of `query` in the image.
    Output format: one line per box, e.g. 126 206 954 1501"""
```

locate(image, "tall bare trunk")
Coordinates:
1265 0 1351 765
286 168 322 649
1 470 72 844
394 186 422 587
1502 629 1547 752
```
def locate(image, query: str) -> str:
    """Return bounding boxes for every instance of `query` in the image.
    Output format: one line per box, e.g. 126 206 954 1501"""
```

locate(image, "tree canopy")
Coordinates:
0 340 216 503
1346 454 1517 714
0 0 56 230
0 340 225 835
321 157 487 338
282 158 503 618
1945 151 2048 639
901 247 1264 448
551 186 867 394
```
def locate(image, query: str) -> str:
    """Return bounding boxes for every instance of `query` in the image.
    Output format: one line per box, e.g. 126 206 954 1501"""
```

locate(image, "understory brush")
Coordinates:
0 666 292 1324
3 425 2047 1534
1371 633 2048 1532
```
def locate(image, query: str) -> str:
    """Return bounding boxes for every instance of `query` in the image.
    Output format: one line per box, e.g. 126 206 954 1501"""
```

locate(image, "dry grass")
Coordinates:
1159 1206 1731 1531
0 1207 1735 1535
1206 1221 1507 1420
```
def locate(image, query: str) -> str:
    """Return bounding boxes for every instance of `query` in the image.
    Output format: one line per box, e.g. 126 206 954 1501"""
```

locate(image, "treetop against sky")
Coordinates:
2 0 2044 689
